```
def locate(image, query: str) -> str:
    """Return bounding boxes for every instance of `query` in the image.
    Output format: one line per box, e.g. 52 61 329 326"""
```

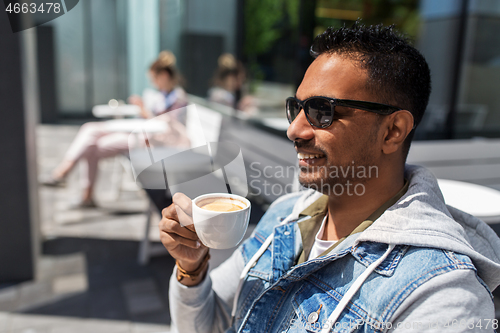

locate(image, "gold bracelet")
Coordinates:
176 252 210 282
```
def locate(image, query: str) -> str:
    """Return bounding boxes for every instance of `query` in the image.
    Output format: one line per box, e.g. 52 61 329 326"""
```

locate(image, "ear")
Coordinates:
381 110 414 155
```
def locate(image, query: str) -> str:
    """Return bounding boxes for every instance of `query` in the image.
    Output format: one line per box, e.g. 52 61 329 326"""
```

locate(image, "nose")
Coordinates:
286 108 315 142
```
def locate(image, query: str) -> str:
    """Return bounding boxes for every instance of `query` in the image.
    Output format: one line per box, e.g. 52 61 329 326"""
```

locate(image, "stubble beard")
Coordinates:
298 160 374 195
298 141 379 195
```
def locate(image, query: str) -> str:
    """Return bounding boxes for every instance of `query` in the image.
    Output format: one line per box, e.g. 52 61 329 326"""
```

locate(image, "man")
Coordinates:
160 23 500 332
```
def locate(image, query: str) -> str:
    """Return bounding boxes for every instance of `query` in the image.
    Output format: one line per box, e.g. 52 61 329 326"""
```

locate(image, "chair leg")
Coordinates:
138 201 155 265
111 155 124 200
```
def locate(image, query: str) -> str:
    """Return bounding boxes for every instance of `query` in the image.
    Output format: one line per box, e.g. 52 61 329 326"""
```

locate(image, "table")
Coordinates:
103 119 166 134
437 179 500 224
260 117 290 131
92 104 141 118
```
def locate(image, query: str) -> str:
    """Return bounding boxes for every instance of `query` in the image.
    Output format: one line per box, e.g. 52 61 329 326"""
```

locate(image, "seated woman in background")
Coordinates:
129 51 187 123
42 51 189 208
208 53 256 113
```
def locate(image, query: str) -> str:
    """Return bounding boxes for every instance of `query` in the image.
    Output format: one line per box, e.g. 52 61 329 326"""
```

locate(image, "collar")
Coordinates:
295 179 409 264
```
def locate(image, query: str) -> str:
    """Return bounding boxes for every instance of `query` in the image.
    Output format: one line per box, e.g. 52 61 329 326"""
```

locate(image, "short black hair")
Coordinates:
310 21 431 157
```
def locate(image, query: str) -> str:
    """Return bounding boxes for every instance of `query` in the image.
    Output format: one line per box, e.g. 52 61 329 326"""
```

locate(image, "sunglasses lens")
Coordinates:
286 98 300 124
306 98 333 127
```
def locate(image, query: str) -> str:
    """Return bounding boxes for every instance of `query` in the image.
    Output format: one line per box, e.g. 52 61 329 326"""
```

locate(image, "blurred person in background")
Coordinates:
160 22 500 332
208 53 257 114
41 51 189 208
129 51 188 123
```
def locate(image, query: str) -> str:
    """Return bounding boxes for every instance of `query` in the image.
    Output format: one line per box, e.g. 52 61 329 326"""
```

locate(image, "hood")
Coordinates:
289 164 500 291
354 164 500 291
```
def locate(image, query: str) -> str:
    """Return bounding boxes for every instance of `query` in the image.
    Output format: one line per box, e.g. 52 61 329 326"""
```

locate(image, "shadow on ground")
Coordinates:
22 198 266 324
23 238 175 325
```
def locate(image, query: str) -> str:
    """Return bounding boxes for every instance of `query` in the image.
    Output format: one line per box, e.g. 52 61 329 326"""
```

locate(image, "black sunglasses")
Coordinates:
286 96 403 128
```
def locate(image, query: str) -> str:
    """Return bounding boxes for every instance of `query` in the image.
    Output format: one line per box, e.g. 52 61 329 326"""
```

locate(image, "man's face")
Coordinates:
287 53 384 194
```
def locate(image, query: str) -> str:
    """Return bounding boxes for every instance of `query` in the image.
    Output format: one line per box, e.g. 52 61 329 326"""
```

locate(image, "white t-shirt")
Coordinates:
143 88 181 115
307 215 337 260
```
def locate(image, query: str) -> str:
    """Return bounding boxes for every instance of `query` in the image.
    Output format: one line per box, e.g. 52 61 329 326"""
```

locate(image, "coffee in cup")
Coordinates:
192 193 251 249
197 197 246 212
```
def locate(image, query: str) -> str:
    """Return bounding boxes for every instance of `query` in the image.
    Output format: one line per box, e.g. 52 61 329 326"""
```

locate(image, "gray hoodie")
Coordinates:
169 165 500 332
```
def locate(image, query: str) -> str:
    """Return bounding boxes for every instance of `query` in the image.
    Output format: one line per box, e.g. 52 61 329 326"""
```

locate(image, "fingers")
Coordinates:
162 203 178 222
173 192 192 216
161 204 197 238
175 205 195 230
161 229 201 249
159 214 198 241
172 192 194 229
161 196 194 230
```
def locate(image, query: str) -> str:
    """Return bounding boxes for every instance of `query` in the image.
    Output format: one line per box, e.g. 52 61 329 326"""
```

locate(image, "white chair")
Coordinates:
134 104 224 265
438 179 500 224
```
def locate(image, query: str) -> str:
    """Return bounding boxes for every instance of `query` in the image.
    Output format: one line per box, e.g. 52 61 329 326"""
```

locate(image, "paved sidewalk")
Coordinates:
0 312 170 333
37 124 155 242
0 124 265 332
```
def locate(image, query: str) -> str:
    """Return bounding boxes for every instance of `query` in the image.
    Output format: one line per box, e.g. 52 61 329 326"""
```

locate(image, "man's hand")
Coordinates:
159 193 209 286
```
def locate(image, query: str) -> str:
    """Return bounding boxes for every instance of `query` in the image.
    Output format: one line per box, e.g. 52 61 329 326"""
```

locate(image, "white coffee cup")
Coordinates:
192 193 251 249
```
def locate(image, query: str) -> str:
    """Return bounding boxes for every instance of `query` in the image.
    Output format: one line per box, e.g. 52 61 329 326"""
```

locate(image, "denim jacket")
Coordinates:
169 165 500 333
